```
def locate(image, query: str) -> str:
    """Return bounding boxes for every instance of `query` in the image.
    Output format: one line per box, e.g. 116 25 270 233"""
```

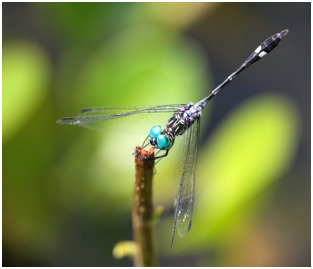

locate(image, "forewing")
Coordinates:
57 104 184 134
171 117 200 246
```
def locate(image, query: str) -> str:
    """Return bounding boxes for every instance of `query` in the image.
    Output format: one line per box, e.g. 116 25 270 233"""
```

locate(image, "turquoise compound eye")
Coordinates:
149 126 161 138
157 134 172 150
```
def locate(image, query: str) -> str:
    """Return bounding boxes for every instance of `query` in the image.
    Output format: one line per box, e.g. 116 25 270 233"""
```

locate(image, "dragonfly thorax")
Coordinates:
168 102 203 135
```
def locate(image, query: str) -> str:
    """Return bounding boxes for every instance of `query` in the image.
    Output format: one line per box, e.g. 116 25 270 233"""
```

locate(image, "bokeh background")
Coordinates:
3 2 310 267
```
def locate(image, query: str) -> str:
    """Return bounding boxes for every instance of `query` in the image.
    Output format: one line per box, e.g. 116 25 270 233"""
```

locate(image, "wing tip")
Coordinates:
56 117 77 125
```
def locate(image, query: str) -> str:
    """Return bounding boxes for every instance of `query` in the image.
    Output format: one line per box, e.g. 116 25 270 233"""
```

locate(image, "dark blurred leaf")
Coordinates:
34 3 132 45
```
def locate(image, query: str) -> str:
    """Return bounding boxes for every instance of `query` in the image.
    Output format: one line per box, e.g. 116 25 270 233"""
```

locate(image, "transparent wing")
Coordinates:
171 117 200 246
57 104 184 134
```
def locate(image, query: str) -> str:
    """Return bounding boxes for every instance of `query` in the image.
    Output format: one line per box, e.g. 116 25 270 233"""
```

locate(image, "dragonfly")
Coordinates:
57 29 289 247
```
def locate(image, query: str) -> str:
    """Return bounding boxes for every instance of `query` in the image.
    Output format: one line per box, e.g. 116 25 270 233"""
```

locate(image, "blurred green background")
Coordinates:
2 2 310 266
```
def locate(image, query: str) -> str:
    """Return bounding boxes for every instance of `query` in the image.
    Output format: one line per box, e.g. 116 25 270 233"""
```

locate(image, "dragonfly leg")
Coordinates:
141 135 150 149
132 136 150 157
153 149 169 160
137 149 168 162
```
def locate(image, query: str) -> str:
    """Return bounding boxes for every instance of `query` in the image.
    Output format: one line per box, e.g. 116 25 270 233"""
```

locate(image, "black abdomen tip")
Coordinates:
280 29 289 38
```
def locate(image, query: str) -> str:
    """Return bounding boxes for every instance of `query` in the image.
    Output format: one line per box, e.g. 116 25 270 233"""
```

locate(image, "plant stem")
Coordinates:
133 146 157 267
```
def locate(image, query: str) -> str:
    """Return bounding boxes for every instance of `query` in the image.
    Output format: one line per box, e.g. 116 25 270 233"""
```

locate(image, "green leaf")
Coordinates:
3 41 51 141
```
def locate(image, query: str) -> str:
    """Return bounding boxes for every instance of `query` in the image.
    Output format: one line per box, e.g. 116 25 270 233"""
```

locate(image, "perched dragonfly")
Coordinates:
57 29 289 247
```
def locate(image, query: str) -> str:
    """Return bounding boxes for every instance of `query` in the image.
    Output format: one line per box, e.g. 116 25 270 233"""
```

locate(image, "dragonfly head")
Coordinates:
149 125 173 150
